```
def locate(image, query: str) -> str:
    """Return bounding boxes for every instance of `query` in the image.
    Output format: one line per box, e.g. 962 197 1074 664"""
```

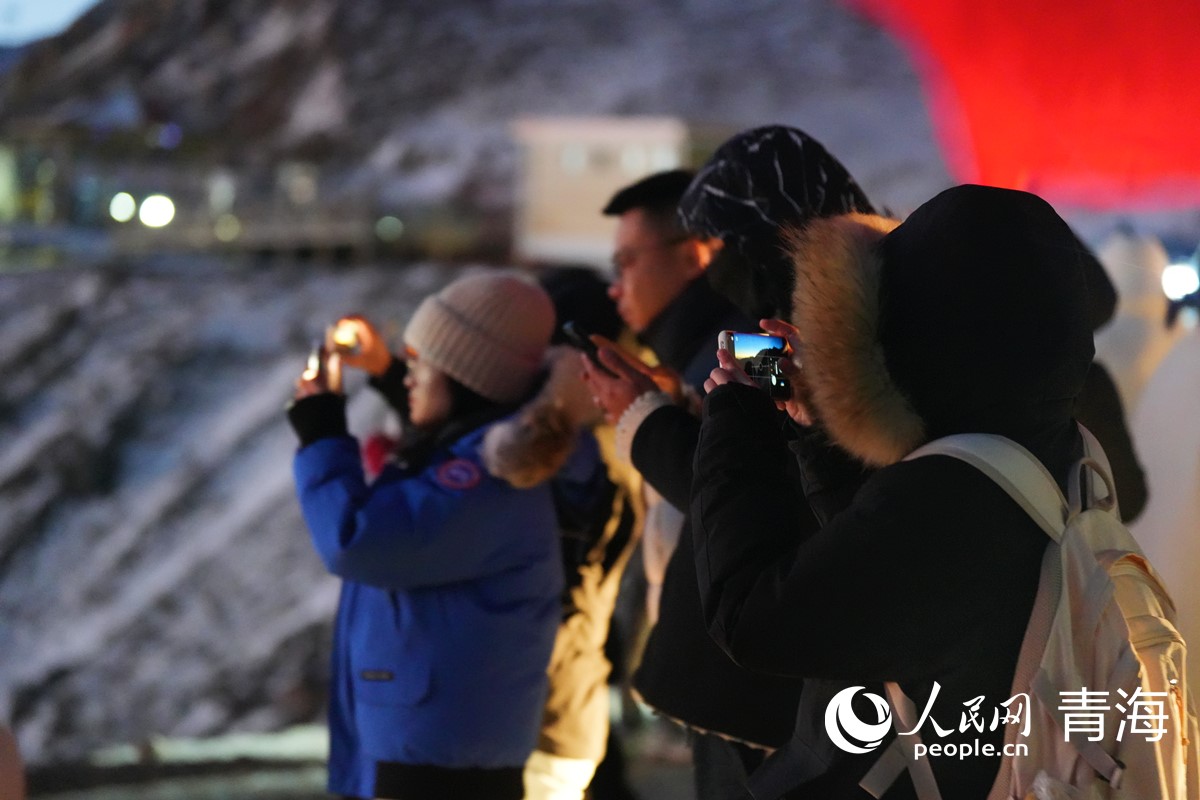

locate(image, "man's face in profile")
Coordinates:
608 208 702 333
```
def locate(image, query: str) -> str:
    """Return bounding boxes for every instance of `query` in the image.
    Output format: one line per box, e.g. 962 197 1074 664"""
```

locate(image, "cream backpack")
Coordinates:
874 428 1200 800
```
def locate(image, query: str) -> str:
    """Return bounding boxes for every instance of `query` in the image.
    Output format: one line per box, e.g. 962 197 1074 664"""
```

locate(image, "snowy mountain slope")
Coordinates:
0 0 952 213
0 258 455 763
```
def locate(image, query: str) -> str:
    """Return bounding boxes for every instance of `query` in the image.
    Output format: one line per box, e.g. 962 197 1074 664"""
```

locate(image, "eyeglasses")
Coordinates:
610 236 690 271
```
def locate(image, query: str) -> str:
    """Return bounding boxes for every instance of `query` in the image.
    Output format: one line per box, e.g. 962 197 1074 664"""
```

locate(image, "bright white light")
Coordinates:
109 192 136 223
139 194 176 228
1162 263 1200 301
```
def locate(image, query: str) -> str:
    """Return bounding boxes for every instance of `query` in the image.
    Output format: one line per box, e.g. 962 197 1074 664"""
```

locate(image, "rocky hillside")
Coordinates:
0 257 464 764
0 0 951 212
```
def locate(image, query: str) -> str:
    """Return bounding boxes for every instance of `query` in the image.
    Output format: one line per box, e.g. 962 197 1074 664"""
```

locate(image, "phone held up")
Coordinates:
717 330 791 399
562 320 618 378
329 318 362 356
302 340 343 394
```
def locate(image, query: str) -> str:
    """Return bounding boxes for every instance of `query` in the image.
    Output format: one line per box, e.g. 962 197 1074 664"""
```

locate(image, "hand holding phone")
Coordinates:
562 320 618 378
326 315 392 377
717 330 791 399
299 340 343 395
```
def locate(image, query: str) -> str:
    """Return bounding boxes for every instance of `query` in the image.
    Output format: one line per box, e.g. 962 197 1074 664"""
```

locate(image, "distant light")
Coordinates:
208 174 236 214
109 192 137 223
1162 263 1200 301
214 214 241 242
375 216 404 242
139 195 176 228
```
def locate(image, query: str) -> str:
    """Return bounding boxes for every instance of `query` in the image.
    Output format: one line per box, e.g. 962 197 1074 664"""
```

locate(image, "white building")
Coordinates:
511 116 723 268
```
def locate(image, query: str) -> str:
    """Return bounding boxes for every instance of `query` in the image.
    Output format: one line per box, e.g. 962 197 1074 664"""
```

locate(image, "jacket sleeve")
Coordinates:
293 435 537 589
691 383 1041 684
786 423 873 526
629 404 702 510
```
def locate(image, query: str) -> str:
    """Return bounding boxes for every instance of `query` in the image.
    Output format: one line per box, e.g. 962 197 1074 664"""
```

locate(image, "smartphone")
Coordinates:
329 319 362 355
562 320 617 377
717 330 791 399
301 340 343 393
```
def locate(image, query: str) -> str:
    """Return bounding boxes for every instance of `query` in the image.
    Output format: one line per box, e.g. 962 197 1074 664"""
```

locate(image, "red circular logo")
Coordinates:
435 458 482 491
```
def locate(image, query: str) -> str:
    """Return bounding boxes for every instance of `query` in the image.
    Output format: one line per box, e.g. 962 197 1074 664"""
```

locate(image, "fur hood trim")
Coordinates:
784 213 925 467
481 344 600 488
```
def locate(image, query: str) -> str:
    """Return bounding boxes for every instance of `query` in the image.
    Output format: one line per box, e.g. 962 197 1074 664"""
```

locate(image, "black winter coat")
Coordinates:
691 186 1096 798
629 276 805 749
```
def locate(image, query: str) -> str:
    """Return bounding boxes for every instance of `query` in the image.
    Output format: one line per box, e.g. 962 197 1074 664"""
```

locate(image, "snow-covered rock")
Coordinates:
0 257 458 764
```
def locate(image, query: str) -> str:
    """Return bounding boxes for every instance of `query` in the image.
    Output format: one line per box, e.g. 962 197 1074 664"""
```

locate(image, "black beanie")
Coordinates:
680 125 875 318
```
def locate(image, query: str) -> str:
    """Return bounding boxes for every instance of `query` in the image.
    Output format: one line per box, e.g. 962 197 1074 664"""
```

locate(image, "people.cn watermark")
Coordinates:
824 683 1172 761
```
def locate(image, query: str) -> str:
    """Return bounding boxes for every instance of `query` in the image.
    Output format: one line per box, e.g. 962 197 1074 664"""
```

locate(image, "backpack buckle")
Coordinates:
1100 759 1125 789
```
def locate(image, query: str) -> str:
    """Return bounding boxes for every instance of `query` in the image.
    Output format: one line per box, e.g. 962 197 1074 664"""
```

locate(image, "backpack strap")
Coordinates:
906 431 1129 795
904 434 1069 541
1071 424 1119 518
857 684 944 800
744 733 839 800
857 434 1071 800
864 431 1124 800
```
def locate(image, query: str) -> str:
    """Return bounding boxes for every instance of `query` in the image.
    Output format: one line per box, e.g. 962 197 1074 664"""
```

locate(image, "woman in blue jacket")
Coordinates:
287 272 603 800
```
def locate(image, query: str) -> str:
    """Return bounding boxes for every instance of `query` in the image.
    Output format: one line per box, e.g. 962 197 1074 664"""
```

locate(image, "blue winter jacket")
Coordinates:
295 416 597 798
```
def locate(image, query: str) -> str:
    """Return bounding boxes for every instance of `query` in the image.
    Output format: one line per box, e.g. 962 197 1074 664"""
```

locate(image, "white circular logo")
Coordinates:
824 686 893 753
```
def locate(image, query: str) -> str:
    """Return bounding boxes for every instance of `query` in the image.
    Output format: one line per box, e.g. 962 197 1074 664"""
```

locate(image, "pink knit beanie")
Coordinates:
404 272 556 403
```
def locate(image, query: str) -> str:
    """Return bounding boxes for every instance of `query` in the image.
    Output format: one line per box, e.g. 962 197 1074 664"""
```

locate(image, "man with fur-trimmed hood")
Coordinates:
695 185 1095 798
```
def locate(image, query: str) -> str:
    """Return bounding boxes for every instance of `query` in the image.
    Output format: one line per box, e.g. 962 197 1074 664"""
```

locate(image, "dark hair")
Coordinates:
602 169 694 240
537 265 623 343
446 376 500 422
398 375 508 470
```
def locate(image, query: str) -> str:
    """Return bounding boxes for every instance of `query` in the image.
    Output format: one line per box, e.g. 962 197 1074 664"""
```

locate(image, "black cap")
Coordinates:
603 169 695 216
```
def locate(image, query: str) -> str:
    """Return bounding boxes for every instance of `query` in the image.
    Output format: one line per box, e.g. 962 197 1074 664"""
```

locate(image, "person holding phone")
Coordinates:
287 272 606 800
581 127 875 798
695 186 1095 798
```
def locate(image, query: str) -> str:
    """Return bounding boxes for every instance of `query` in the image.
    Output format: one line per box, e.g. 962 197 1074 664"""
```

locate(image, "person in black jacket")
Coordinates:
590 168 783 797
695 185 1095 798
1072 240 1149 521
582 128 876 798
526 266 644 800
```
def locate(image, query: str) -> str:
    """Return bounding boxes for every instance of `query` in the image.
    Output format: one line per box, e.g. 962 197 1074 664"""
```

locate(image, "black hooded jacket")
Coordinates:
628 273 808 749
629 126 879 752
691 186 1096 798
1072 242 1148 521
